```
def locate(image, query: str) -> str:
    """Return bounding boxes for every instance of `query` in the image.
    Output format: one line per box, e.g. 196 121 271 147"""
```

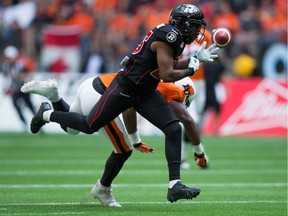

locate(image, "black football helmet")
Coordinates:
169 4 206 44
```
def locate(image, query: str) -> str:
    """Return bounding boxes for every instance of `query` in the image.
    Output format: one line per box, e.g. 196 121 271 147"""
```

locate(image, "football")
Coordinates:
211 27 232 48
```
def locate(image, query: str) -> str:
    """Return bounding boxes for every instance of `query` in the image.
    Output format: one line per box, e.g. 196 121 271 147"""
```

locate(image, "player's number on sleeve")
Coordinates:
132 31 153 55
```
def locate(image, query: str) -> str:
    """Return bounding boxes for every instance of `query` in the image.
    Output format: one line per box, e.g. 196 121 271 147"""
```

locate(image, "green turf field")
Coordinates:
0 133 287 216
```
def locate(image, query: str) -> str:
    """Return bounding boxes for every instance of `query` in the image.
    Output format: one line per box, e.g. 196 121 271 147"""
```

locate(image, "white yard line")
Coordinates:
0 169 286 175
0 183 286 188
1 213 85 216
0 200 287 207
0 159 282 166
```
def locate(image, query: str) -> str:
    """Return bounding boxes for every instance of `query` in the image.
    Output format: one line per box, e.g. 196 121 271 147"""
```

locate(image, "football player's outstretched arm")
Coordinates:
169 100 201 146
122 108 154 153
169 100 208 168
122 108 137 135
151 41 199 82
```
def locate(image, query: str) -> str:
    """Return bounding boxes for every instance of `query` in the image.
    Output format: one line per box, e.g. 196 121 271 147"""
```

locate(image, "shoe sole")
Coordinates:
30 103 51 134
168 188 201 203
30 115 45 134
30 122 43 134
91 191 121 207
21 80 57 95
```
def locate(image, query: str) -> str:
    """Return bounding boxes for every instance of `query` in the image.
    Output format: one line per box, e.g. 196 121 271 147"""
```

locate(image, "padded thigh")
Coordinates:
70 77 101 116
67 77 101 134
135 90 179 130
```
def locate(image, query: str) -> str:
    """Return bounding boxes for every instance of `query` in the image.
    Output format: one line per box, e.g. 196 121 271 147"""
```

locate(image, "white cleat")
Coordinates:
91 180 121 207
21 79 59 101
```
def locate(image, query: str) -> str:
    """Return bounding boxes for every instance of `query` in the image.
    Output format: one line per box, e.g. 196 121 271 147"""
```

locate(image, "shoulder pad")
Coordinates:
154 24 182 45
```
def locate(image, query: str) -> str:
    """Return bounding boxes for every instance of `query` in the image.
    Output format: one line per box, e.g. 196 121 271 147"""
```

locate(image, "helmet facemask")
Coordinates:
184 24 206 44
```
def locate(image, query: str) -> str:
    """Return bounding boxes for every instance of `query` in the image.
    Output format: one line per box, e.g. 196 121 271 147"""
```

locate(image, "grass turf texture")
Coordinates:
0 133 287 216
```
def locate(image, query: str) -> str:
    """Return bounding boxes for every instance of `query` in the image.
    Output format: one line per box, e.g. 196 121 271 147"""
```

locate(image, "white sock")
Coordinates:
43 110 53 122
129 131 141 144
193 143 205 155
169 180 180 189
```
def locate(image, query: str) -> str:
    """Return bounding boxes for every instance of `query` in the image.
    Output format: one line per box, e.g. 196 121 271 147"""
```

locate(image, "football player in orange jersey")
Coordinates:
21 71 208 207
21 74 152 208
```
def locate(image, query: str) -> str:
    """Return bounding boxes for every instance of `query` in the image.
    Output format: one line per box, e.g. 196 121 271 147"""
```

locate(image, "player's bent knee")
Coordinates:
118 150 132 162
78 117 95 134
124 149 132 158
107 150 132 168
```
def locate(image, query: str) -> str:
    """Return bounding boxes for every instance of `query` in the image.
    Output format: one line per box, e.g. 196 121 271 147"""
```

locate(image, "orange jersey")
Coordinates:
98 73 117 88
99 73 185 103
157 82 185 103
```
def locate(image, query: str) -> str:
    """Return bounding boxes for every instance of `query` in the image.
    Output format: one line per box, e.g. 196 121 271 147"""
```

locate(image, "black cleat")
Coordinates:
30 102 51 134
167 181 201 203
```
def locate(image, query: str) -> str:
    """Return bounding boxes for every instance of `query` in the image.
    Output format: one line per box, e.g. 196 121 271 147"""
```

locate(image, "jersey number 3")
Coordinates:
132 31 153 55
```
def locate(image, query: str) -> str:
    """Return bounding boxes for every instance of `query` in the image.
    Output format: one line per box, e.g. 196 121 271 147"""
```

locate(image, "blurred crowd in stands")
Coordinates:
0 0 287 77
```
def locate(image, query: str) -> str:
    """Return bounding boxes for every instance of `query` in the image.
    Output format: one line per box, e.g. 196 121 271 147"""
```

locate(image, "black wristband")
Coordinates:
184 68 195 76
133 143 141 147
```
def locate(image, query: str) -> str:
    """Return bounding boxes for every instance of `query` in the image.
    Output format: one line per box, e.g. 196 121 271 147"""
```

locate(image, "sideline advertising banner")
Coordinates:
0 74 287 137
203 78 287 137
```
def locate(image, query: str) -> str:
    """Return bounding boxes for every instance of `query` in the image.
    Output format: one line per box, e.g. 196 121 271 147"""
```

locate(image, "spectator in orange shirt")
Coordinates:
141 0 172 31
66 2 95 72
66 2 94 34
93 0 118 11
211 1 239 33
258 1 287 43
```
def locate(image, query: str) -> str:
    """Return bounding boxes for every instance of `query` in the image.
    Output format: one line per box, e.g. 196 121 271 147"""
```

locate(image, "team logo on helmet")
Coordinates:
182 5 198 15
166 32 177 43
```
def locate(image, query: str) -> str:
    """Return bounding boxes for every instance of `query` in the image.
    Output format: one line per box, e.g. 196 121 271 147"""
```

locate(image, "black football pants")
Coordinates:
50 78 182 180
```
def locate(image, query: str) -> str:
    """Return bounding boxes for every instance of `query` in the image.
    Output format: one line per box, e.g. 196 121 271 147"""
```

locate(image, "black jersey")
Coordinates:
116 23 185 96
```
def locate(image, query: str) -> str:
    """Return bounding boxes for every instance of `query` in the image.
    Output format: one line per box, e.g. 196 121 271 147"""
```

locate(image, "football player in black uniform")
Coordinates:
30 4 218 202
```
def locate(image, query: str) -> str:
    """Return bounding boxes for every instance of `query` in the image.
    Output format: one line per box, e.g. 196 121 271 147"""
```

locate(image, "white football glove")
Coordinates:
185 57 200 76
195 41 219 62
188 56 200 71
